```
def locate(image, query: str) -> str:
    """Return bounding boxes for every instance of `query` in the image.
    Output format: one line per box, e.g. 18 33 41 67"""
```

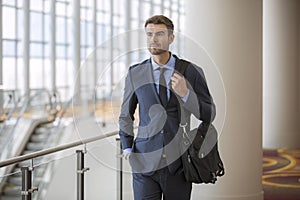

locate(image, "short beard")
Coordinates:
148 47 167 55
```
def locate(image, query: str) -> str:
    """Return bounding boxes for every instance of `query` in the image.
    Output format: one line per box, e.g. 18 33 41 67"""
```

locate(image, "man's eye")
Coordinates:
146 33 152 37
156 32 165 37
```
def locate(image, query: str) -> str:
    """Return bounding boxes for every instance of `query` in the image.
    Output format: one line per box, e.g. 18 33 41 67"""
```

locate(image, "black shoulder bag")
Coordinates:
178 60 225 184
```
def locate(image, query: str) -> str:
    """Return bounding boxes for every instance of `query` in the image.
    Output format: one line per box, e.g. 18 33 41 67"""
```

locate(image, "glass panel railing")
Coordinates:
0 93 127 199
0 129 123 199
0 150 77 200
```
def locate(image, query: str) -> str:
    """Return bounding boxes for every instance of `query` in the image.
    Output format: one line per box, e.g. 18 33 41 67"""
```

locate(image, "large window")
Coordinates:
2 0 22 90
55 0 72 100
1 0 185 101
29 0 49 89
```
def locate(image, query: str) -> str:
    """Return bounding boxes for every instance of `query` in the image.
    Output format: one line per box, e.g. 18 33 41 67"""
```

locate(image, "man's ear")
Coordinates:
169 34 174 44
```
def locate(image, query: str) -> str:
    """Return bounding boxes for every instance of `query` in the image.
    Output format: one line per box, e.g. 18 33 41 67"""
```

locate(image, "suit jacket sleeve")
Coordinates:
119 68 138 149
181 63 216 124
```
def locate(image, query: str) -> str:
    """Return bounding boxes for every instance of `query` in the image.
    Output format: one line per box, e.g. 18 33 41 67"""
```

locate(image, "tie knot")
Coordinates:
159 67 167 74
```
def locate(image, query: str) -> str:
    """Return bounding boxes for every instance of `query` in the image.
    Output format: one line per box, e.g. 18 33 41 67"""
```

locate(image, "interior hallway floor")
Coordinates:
263 149 300 200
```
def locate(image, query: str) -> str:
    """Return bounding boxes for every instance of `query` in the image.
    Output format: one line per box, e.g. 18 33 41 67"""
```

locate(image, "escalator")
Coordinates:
0 121 60 200
0 89 70 200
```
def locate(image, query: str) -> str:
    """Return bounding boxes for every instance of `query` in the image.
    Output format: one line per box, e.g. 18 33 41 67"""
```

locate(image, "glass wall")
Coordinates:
1 0 185 102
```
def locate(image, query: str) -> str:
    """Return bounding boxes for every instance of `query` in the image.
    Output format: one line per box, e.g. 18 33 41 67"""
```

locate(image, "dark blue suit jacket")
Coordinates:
119 55 216 174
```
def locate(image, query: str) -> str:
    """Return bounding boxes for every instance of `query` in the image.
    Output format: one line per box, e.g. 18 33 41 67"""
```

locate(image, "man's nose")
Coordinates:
150 35 158 42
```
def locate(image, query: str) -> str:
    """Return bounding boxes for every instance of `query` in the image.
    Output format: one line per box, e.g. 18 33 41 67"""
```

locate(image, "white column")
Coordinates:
0 0 2 86
263 0 300 149
72 0 81 97
0 0 3 86
185 0 263 199
110 0 114 90
23 0 30 96
0 0 3 112
93 0 97 96
50 0 56 94
125 0 131 67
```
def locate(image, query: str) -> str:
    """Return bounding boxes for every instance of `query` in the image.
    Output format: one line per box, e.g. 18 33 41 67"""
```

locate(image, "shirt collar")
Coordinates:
151 53 176 71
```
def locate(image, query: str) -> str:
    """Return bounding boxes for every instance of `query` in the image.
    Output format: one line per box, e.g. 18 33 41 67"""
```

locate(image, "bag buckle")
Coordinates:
180 123 188 134
181 123 191 145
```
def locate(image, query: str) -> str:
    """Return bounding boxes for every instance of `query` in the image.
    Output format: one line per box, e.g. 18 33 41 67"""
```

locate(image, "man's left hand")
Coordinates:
171 73 189 98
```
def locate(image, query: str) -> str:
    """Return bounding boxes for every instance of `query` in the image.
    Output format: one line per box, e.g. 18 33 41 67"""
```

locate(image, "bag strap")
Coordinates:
176 59 190 134
176 59 210 136
177 59 190 76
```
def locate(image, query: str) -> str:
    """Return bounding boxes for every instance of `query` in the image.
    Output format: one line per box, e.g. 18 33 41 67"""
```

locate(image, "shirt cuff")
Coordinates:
123 148 132 156
181 89 190 103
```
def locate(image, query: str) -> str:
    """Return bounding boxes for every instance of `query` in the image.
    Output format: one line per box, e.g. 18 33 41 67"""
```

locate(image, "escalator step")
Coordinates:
0 195 20 200
30 134 49 142
34 127 50 135
6 177 21 186
26 143 44 151
40 123 55 128
7 176 43 186
2 185 20 196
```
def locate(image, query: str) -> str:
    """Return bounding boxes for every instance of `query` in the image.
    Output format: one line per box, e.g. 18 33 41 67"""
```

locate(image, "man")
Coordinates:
119 15 215 200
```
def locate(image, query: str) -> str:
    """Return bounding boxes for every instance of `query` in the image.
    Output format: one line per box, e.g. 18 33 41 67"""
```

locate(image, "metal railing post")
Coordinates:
76 150 89 200
116 138 123 200
21 167 31 200
21 166 38 200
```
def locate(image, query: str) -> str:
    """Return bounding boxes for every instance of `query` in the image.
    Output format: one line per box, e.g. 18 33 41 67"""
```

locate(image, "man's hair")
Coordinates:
144 15 174 35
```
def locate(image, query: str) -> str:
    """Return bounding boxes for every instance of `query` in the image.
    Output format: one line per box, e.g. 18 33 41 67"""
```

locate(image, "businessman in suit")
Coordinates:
119 15 215 200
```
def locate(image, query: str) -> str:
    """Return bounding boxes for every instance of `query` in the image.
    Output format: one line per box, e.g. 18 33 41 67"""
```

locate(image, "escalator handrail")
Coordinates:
18 88 54 113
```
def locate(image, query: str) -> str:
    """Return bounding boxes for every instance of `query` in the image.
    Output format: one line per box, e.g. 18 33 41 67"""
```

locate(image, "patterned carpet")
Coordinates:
263 149 300 200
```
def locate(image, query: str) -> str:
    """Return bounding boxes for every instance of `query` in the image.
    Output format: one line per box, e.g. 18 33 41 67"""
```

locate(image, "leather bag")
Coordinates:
177 59 225 184
179 122 224 183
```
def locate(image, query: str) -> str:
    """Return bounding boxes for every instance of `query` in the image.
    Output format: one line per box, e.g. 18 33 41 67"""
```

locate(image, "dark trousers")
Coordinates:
132 166 192 200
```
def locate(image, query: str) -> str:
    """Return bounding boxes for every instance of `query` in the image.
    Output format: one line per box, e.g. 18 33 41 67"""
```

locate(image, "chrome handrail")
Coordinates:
18 88 53 112
0 129 118 168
